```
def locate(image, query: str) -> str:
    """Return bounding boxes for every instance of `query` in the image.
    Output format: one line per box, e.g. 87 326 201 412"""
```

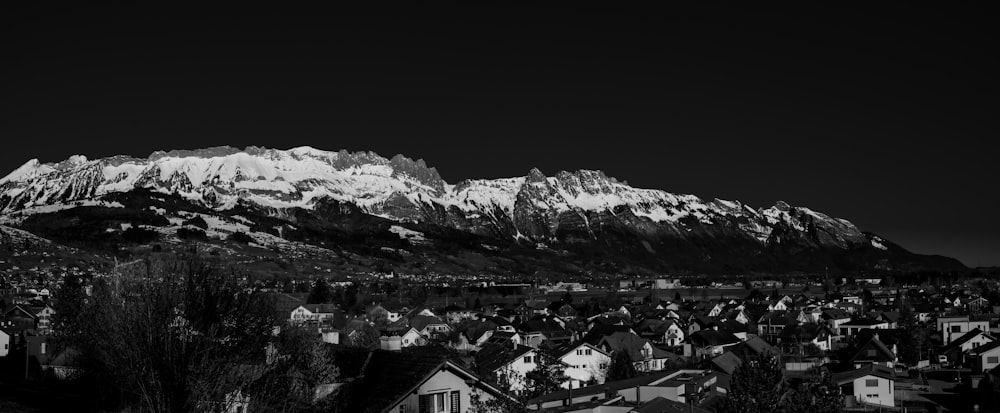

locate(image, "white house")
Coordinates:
972 341 1000 373
289 304 338 323
558 342 612 388
937 316 990 344
401 327 427 347
834 365 895 408
353 358 513 413
0 329 10 357
484 345 541 392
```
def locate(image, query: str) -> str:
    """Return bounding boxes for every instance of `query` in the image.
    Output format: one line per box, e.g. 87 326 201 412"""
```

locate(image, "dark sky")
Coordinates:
2 5 997 266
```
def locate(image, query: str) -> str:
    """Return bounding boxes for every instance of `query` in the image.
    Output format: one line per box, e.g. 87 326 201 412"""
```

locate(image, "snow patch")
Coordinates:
389 225 428 245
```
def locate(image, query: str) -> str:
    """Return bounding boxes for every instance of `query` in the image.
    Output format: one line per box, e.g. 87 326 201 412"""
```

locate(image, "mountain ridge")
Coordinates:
0 146 966 273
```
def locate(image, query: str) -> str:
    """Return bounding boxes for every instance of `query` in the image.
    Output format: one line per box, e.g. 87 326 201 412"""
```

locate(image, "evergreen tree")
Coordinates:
306 278 331 304
607 350 637 381
524 352 568 400
778 370 844 413
723 355 783 413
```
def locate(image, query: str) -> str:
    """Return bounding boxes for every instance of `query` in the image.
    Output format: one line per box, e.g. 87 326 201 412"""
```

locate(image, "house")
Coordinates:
399 327 427 347
442 305 478 324
409 315 451 339
289 304 340 323
833 364 895 408
525 368 726 410
778 322 834 351
334 350 513 413
475 344 545 392
635 319 685 347
972 340 1000 373
729 336 778 363
0 329 10 357
850 337 897 368
30 305 56 333
838 318 890 338
379 327 427 350
757 311 794 340
938 316 990 344
556 342 612 388
940 328 994 365
2 304 37 332
598 331 675 372
710 351 743 375
688 329 741 358
718 308 749 325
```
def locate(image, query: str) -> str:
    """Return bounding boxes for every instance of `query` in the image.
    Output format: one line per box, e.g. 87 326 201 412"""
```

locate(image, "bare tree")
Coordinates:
66 256 286 412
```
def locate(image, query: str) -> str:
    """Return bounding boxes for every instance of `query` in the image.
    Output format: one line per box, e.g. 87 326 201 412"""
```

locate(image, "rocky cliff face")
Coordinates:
0 146 965 272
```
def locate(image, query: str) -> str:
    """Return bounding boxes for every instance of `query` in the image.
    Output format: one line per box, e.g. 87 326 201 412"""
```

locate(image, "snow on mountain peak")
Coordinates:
0 146 873 250
0 159 53 185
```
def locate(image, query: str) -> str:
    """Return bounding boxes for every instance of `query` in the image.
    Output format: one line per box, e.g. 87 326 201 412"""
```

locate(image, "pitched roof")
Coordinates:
555 341 611 359
710 351 743 375
334 349 507 413
475 343 534 374
409 314 446 331
942 328 991 352
850 337 896 363
821 308 850 320
972 339 1000 355
598 332 658 362
689 329 740 347
739 336 778 356
525 370 679 405
833 364 895 384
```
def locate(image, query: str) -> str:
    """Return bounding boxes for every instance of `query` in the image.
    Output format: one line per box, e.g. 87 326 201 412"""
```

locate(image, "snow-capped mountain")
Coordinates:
0 146 963 272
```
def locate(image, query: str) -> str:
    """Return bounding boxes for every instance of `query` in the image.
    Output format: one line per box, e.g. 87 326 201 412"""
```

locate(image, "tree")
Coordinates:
778 370 844 413
306 278 331 304
61 256 283 413
250 326 341 412
470 365 527 413
723 359 843 413
561 290 574 305
723 356 783 413
50 272 86 337
896 295 930 364
523 352 568 400
607 350 637 381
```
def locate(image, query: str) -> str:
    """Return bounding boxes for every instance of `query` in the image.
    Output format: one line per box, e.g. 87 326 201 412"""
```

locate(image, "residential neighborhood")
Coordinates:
5 267 1000 412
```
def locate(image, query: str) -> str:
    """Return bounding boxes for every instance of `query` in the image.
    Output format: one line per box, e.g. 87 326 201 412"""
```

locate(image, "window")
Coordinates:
577 349 583 355
399 405 406 413
865 349 877 357
419 393 447 413
585 349 592 356
951 326 962 333
450 391 460 413
989 356 999 364
600 363 608 369
524 356 533 364
865 379 879 387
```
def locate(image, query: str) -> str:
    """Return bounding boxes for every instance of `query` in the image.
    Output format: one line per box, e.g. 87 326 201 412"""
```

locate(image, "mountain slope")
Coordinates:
0 146 965 273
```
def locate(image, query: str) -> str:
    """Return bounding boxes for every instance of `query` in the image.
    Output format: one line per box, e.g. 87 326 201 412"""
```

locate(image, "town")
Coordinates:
2 257 999 412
